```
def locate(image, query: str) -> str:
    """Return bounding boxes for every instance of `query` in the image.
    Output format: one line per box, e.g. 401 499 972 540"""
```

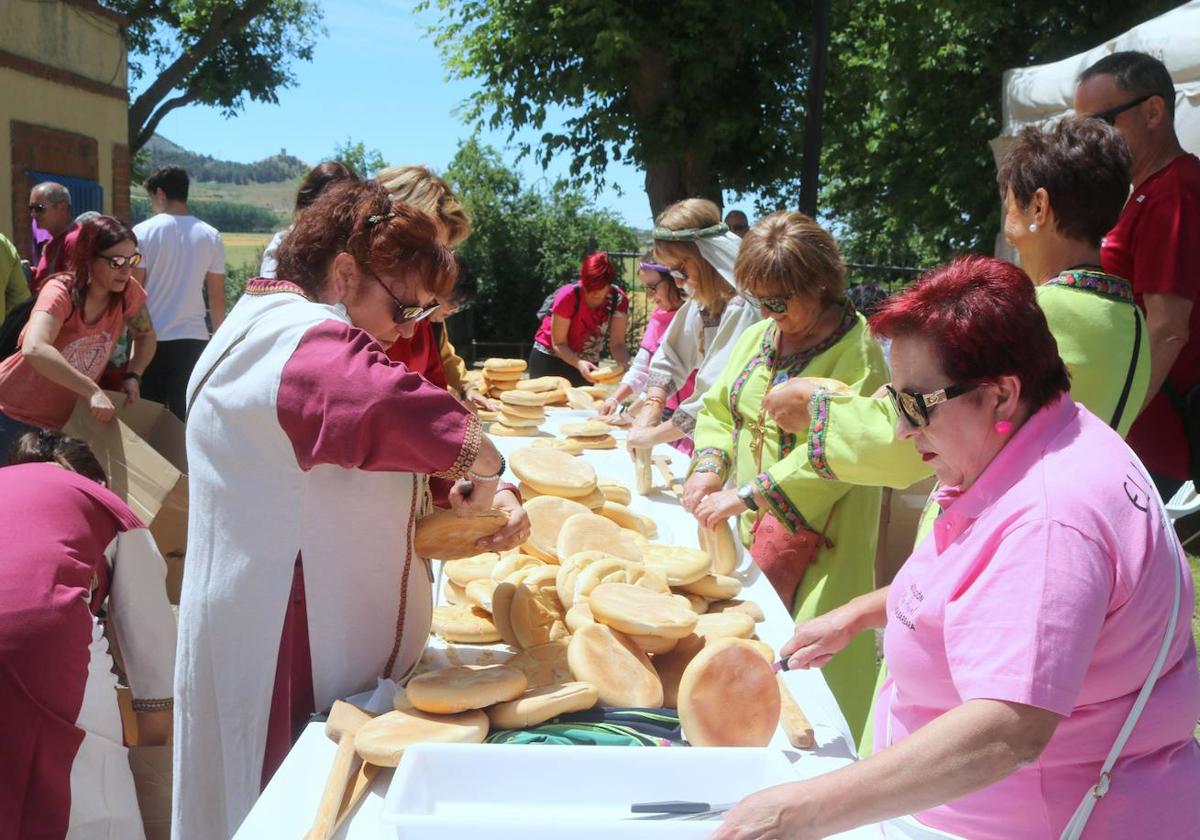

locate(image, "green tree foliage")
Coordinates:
813 0 1181 266
422 0 811 216
131 196 282 232
332 139 389 180
445 139 639 345
110 0 325 154
140 134 308 185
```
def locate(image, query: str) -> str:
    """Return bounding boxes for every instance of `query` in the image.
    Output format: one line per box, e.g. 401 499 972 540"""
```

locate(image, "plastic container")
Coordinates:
380 742 799 838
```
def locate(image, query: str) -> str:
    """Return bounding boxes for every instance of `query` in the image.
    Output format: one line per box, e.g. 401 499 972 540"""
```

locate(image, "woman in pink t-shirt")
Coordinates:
714 257 1200 840
0 216 157 462
529 251 631 386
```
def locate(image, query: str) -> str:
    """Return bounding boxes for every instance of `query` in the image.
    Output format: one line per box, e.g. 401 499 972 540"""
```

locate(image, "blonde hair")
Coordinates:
735 211 845 305
375 165 471 247
653 198 734 313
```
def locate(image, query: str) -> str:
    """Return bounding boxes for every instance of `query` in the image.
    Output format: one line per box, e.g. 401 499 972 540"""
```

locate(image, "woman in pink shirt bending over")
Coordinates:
714 257 1200 840
0 215 156 462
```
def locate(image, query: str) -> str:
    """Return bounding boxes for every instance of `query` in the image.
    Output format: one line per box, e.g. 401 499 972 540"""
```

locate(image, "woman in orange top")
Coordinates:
0 216 156 463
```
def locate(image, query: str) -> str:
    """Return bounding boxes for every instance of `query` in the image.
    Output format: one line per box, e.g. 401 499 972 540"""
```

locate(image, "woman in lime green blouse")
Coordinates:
684 212 889 734
770 117 1150 752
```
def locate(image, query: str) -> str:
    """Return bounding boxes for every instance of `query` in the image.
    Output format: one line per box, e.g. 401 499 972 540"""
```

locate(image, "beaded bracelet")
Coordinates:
466 453 506 483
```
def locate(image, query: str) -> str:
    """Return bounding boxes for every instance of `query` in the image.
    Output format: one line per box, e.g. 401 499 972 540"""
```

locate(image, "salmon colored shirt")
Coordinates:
877 396 1200 839
0 274 147 429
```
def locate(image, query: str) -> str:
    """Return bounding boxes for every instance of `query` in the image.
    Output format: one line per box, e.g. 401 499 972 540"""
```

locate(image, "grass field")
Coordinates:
223 232 273 272
191 180 298 216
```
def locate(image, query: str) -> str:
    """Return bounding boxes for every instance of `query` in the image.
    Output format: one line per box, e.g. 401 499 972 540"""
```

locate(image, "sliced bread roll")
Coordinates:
406 664 528 714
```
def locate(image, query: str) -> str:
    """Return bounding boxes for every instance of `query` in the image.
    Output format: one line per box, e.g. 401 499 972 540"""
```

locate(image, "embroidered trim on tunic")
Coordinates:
245 278 312 299
434 415 482 480
645 372 676 393
752 471 810 533
690 447 731 479
383 473 421 677
131 697 174 712
807 389 837 480
670 409 696 434
1045 269 1134 303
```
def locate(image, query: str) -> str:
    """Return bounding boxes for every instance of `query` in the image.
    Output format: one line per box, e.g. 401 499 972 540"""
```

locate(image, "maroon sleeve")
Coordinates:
277 320 482 476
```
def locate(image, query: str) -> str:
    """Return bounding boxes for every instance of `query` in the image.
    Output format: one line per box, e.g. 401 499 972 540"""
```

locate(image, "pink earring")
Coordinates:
994 420 1013 435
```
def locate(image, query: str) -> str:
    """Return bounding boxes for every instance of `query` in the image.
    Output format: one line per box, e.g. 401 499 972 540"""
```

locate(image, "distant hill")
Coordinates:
143 134 308 185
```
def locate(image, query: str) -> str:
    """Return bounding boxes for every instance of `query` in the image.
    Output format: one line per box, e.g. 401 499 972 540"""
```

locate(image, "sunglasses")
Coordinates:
29 203 47 213
886 383 975 428
742 291 790 314
99 252 142 270
370 272 439 326
1089 93 1154 126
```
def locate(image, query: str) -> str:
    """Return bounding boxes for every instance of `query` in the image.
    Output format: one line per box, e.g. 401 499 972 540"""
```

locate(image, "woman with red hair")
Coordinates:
529 251 631 385
0 215 156 462
173 181 529 839
714 257 1200 840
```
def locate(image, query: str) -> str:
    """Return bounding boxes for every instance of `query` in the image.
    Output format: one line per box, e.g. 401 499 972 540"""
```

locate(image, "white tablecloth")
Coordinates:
234 408 883 839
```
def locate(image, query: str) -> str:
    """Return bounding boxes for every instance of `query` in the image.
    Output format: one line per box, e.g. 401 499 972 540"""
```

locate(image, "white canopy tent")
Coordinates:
991 0 1200 257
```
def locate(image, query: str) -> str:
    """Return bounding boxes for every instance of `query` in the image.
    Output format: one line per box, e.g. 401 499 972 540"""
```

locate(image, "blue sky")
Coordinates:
132 0 696 230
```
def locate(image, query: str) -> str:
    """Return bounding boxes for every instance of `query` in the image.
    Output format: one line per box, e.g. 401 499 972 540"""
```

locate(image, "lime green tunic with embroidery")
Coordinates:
692 310 888 735
803 269 1150 752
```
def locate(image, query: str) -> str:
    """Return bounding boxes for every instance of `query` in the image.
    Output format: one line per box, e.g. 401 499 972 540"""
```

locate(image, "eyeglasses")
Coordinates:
370 271 439 326
742 291 790 314
29 203 47 213
886 383 976 428
1089 94 1154 126
100 252 142 270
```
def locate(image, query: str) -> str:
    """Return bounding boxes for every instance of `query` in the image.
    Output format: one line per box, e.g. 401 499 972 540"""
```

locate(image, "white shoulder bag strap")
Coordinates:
1059 531 1184 840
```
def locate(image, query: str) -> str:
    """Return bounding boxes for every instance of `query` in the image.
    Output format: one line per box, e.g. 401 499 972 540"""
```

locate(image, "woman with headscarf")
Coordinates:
626 199 761 452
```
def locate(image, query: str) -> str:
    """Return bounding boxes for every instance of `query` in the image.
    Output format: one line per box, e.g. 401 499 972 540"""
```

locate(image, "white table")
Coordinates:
235 408 880 839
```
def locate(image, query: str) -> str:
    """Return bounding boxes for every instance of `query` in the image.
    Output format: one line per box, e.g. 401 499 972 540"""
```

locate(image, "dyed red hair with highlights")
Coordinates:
869 256 1069 412
276 180 457 300
579 252 615 292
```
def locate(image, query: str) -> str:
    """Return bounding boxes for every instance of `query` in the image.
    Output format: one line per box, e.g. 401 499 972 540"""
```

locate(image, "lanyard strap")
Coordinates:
1059 520 1183 840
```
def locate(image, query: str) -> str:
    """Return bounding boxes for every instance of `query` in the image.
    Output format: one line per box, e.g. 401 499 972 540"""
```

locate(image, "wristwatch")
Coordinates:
123 371 141 383
737 483 759 512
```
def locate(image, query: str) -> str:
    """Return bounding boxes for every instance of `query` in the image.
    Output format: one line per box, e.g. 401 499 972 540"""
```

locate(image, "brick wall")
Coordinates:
10 120 99 257
112 142 130 224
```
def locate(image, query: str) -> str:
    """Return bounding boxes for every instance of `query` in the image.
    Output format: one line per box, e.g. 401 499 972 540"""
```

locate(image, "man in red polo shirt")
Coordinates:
1076 51 1200 498
28 182 80 294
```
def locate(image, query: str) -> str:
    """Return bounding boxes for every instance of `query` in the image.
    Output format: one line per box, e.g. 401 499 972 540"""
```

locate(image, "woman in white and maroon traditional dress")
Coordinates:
173 182 529 839
0 431 175 840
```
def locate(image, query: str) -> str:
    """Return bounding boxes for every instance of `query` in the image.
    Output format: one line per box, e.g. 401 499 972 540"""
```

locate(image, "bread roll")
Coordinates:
510 582 569 649
490 581 521 647
635 448 654 495
524 496 592 561
406 664 528 714
444 552 500 587
571 434 617 450
499 390 548 407
442 578 467 606
565 387 596 409
530 438 584 456
505 640 572 688
561 420 610 438
588 582 699 640
693 611 756 640
597 478 632 506
705 599 765 623
572 559 669 607
485 681 599 729
510 447 598 499
554 550 615 608
464 578 498 611
677 640 780 746
680 573 742 600
567 624 663 707
497 411 543 428
641 543 712 586
556 513 643 565
489 422 543 437
414 509 508 560
355 707 488 767
516 375 571 392
483 358 527 372
490 553 547 582
430 604 502 644
597 500 651 535
698 520 739 576
651 633 706 708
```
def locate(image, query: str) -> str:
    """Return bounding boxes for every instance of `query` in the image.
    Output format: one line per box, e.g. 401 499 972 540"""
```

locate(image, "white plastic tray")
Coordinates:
380 743 799 838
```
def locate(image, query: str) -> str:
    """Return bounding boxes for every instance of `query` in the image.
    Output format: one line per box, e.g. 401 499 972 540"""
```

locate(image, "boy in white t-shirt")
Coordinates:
132 166 225 419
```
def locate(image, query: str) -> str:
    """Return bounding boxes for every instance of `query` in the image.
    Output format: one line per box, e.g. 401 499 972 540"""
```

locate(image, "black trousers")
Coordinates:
526 346 588 386
141 338 207 420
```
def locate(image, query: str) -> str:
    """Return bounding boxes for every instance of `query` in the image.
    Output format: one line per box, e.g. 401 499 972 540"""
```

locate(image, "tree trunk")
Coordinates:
643 153 723 220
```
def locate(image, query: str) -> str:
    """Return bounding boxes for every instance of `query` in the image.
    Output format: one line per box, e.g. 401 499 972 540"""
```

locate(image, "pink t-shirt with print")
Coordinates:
0 274 147 428
876 396 1200 840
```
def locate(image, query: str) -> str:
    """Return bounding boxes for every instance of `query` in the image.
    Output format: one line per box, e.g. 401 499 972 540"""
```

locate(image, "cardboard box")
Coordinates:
64 393 188 602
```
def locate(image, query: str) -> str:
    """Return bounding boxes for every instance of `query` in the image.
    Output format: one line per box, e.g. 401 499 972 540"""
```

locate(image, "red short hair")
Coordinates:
579 251 615 292
870 256 1069 412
